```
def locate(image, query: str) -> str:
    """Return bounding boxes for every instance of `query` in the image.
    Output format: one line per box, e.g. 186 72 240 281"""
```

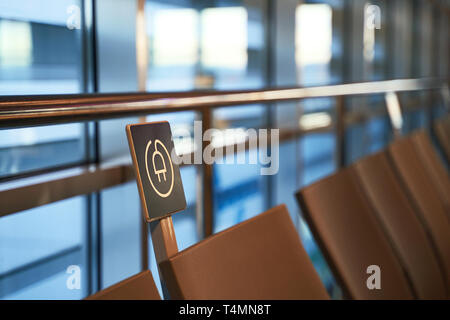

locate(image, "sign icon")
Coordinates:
152 140 167 182
145 139 174 198
126 121 186 222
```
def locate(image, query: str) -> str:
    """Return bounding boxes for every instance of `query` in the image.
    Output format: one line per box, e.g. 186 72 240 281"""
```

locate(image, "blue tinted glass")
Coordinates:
146 1 267 91
214 149 265 233
0 124 87 178
367 116 391 153
0 197 87 299
0 0 88 300
301 133 335 186
299 133 339 297
0 0 83 95
100 182 141 289
0 0 86 178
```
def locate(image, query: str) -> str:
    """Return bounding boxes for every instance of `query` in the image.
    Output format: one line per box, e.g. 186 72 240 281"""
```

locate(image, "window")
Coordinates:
0 0 87 179
0 0 90 300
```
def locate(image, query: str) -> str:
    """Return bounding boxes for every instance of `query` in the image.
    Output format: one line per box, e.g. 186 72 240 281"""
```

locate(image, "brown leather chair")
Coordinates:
353 152 448 299
296 169 414 299
388 136 450 289
159 204 329 300
411 130 450 217
85 270 161 300
434 116 450 163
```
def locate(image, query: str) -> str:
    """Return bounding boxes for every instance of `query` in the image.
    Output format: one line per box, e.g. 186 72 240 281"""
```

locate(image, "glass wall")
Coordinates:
0 0 87 179
0 0 90 300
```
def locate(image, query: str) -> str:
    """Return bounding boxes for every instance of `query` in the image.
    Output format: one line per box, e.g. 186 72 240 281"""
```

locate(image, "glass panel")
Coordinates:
367 116 391 154
0 0 86 178
100 182 141 290
0 124 87 178
296 0 344 86
299 132 338 297
0 197 87 300
212 104 268 232
146 0 267 91
0 0 83 94
403 109 426 134
300 133 335 186
172 166 198 250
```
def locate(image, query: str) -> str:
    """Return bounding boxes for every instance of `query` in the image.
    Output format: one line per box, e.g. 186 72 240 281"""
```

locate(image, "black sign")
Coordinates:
126 121 186 222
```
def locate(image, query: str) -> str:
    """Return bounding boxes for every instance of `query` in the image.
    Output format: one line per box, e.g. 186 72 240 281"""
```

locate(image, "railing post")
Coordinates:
336 96 346 168
149 217 178 299
384 91 403 139
197 107 214 238
441 84 450 112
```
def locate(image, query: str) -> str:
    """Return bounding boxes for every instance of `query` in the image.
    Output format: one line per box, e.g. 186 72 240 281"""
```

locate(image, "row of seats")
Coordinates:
87 117 450 300
297 129 450 299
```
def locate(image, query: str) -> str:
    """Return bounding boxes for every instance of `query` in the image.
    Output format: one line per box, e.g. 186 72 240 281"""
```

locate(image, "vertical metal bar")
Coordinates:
425 91 434 133
201 107 214 237
85 193 93 296
385 92 404 139
91 0 102 292
140 209 149 271
335 95 346 168
136 0 149 272
95 192 102 290
195 112 204 239
149 217 178 299
136 0 148 92
264 105 275 211
81 0 100 294
88 193 100 294
264 0 276 211
441 85 450 112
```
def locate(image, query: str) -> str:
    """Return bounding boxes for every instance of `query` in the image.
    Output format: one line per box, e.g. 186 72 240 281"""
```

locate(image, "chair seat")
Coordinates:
434 116 450 163
353 152 448 299
388 136 450 289
85 270 161 300
411 130 450 219
296 169 414 299
159 204 329 300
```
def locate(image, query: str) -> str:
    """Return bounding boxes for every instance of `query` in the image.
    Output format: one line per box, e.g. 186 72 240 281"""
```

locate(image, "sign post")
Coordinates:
126 121 187 297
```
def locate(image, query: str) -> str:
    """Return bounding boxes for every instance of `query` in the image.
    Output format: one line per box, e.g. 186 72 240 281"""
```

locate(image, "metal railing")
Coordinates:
0 78 447 283
0 78 444 128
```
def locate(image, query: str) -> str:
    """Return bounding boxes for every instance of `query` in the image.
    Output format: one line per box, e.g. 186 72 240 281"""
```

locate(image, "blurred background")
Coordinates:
0 0 448 299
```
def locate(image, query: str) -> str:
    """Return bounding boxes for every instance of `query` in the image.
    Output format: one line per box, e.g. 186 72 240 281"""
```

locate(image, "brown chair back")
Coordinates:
434 116 450 163
159 204 329 300
410 130 450 217
388 136 450 288
85 270 161 300
353 151 448 299
296 169 414 299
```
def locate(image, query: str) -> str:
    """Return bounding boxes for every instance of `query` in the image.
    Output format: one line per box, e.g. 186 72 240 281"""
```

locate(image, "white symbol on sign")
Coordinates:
145 139 174 198
152 141 167 182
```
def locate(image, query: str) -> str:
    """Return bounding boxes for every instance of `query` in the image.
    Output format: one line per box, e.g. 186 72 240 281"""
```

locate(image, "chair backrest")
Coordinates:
410 130 450 216
388 136 450 288
353 151 448 299
434 116 450 163
159 204 329 300
296 169 414 299
85 270 161 300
